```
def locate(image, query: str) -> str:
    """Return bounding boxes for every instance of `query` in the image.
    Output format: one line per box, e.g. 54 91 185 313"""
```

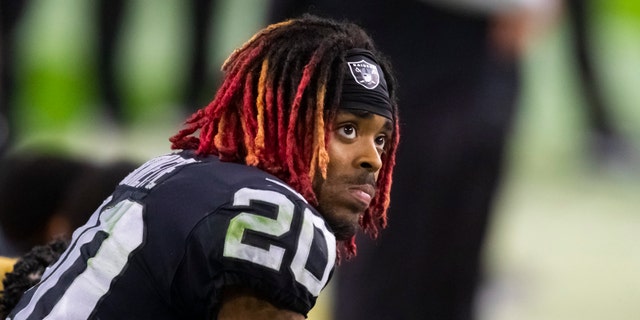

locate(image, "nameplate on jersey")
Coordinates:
121 154 198 189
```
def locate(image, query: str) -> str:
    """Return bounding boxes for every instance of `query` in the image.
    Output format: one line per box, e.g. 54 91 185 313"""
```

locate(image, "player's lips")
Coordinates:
348 184 375 208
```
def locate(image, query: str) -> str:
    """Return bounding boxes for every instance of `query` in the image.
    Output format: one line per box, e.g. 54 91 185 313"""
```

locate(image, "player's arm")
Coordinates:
217 287 305 320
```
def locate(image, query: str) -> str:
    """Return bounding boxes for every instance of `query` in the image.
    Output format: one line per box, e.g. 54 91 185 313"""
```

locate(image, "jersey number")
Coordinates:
223 188 336 296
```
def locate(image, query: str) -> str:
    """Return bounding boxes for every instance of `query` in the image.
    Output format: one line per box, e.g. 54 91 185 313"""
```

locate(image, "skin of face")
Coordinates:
314 110 393 240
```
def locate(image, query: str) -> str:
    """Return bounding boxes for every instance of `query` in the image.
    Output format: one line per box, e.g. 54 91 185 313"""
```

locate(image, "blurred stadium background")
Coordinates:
3 1 640 319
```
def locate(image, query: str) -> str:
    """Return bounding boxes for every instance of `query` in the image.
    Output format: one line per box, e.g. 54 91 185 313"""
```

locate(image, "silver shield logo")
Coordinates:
348 60 380 89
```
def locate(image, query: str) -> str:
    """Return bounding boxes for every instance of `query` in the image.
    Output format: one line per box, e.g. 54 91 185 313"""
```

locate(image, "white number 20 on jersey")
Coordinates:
223 188 336 296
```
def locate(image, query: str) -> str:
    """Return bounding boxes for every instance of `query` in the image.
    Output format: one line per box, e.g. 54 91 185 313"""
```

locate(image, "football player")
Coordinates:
8 14 399 319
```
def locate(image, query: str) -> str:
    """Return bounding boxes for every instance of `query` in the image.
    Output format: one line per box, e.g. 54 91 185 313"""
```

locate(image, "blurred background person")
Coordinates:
565 0 638 171
96 0 219 125
95 0 126 124
269 0 559 319
182 0 219 114
0 0 31 155
0 151 89 256
0 149 137 257
2 0 230 159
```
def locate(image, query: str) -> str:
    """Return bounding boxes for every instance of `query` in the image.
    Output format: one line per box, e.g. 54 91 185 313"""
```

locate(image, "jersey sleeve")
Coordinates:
6 152 337 320
170 184 336 317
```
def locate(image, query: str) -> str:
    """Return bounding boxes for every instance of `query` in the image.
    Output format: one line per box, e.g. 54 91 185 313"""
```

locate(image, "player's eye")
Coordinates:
375 135 387 150
338 124 357 140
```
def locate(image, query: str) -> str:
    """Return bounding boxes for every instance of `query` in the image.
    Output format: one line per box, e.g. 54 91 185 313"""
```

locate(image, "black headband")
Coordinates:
340 48 393 121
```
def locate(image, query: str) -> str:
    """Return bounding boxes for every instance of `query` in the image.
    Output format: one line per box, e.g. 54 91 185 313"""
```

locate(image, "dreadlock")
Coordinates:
170 14 400 259
0 239 69 319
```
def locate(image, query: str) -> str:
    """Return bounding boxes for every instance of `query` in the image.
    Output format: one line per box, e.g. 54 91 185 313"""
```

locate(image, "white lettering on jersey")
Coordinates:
121 154 198 189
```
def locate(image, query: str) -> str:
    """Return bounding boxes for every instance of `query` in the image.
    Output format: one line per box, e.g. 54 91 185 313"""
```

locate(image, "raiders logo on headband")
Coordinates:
347 60 380 89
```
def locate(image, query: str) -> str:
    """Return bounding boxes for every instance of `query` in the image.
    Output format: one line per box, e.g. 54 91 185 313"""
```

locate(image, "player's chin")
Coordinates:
318 201 363 240
327 216 360 241
332 224 358 241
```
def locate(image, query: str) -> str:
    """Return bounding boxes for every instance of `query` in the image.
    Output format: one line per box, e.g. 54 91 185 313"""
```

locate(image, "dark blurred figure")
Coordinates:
1 0 122 151
566 0 636 169
270 1 553 319
60 159 138 232
0 151 137 257
96 0 218 123
0 0 31 155
0 152 88 256
184 0 218 113
3 1 217 146
96 0 126 123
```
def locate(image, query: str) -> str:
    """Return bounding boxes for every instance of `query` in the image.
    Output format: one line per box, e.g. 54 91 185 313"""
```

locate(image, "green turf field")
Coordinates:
6 1 640 319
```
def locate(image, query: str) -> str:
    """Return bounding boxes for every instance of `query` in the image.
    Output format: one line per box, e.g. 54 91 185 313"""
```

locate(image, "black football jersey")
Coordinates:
8 151 336 319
